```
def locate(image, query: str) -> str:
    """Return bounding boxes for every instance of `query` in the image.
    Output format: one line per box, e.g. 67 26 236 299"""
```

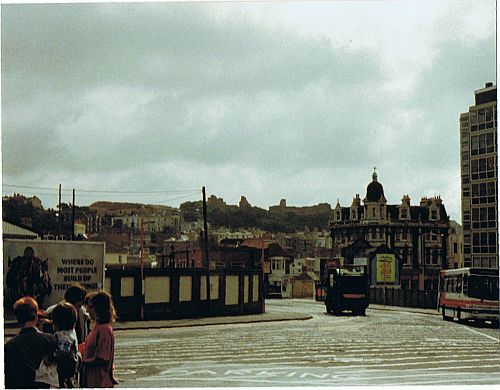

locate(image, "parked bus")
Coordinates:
438 267 499 325
325 265 369 316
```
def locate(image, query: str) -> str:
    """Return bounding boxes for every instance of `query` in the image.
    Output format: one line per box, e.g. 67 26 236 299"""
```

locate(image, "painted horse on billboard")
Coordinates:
6 246 52 307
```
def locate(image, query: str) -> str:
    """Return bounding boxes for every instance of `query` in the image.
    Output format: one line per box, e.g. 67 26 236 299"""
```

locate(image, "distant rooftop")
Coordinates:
3 221 40 240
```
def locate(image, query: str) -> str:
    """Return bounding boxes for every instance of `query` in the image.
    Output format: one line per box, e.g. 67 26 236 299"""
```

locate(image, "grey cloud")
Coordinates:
400 36 495 169
3 3 386 179
3 3 382 96
2 2 495 221
2 124 65 176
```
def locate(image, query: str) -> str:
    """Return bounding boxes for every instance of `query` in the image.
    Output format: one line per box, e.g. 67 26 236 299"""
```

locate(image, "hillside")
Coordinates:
89 201 176 215
181 196 333 233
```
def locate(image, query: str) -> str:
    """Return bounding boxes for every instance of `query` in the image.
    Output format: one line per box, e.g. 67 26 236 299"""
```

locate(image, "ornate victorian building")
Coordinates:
330 171 450 290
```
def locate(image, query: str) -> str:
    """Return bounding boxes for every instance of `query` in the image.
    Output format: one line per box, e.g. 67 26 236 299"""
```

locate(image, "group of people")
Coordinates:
4 284 118 388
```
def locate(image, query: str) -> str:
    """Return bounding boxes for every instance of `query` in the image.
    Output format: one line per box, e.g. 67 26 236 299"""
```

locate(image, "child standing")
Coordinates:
35 302 81 388
52 302 81 388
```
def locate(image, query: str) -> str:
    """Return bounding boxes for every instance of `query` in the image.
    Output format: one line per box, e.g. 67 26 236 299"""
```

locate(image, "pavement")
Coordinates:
369 303 440 317
3 310 313 338
3 303 439 338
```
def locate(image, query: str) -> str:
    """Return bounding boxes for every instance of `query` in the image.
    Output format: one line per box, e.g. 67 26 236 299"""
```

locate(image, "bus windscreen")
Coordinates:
468 275 499 301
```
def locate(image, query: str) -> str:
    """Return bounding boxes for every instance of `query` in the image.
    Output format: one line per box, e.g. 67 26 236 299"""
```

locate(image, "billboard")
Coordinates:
354 257 368 266
3 239 105 309
376 253 396 283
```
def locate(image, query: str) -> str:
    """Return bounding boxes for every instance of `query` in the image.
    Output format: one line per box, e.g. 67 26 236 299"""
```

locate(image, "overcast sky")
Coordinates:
1 0 496 222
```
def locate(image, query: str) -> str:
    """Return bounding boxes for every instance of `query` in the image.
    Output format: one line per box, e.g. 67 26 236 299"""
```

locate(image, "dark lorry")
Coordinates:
325 265 369 315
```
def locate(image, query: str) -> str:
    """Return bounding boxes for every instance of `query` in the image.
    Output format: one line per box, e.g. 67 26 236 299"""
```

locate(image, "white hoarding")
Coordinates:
3 239 105 309
354 257 368 266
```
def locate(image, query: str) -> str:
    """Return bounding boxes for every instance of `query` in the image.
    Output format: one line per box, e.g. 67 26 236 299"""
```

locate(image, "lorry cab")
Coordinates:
325 265 369 316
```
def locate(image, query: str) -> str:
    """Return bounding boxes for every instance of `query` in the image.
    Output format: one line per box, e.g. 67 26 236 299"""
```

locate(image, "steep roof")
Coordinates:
2 221 40 239
410 206 428 221
386 205 399 219
365 171 385 202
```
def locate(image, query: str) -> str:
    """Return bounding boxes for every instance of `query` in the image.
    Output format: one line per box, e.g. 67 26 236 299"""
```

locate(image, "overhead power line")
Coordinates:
156 193 202 203
76 189 200 195
3 184 61 191
2 184 200 195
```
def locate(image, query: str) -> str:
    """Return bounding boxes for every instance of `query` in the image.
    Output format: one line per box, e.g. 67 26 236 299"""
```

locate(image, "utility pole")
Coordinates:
260 237 266 312
58 184 62 237
202 187 211 306
72 188 75 240
140 218 145 320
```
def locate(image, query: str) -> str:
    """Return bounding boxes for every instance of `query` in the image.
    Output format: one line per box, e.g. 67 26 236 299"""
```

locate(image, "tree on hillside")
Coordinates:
179 201 203 222
3 197 59 235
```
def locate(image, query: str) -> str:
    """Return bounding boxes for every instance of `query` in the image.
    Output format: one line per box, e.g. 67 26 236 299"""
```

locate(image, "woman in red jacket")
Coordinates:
82 291 118 388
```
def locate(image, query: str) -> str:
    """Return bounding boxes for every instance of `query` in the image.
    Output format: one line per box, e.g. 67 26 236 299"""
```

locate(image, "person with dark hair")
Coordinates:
52 302 81 387
52 302 77 332
45 283 90 344
36 301 80 388
4 297 57 389
64 285 86 304
82 291 118 387
64 284 91 344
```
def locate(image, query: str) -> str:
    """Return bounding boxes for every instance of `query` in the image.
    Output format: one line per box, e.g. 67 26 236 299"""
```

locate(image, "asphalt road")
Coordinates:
114 299 500 387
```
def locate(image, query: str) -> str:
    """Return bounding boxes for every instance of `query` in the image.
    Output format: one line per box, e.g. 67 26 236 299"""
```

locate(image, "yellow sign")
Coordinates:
376 253 395 283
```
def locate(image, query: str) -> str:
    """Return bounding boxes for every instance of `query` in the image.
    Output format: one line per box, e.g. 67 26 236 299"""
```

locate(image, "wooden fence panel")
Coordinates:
369 287 438 309
105 268 264 321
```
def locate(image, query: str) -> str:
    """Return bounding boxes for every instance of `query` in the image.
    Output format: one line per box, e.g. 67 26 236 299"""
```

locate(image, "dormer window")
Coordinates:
430 209 437 220
337 212 341 221
401 209 407 220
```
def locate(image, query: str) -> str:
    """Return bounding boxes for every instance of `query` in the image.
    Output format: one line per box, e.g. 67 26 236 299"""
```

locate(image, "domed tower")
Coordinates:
363 168 387 221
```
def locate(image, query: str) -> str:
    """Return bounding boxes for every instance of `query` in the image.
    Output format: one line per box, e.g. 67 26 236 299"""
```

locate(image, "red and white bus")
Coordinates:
438 267 499 325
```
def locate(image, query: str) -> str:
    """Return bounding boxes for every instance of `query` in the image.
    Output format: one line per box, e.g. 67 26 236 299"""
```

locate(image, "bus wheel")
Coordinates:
359 308 366 316
442 307 452 321
457 310 467 324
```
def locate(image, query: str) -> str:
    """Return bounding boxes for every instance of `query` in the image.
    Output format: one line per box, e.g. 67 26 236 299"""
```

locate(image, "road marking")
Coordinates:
401 378 500 386
134 368 500 386
150 363 500 380
113 368 136 375
115 305 500 386
122 351 500 368
462 326 500 342
116 338 165 347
